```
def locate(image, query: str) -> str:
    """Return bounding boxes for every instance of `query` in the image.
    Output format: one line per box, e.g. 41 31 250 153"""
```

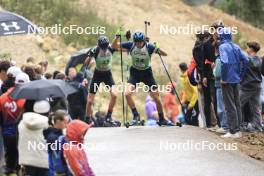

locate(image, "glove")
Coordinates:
154 42 160 49
115 28 124 37
154 42 160 53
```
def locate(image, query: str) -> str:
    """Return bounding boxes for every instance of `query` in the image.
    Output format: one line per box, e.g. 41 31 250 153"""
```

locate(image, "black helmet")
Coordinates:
98 36 109 50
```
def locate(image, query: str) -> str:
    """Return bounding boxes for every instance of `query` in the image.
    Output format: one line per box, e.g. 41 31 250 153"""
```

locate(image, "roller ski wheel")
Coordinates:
125 119 145 128
157 119 175 127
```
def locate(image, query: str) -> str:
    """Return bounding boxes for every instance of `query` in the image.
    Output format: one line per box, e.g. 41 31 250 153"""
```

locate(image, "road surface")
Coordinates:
85 126 264 176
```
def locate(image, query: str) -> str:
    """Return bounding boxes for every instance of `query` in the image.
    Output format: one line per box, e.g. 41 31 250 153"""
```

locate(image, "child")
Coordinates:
163 83 180 124
179 63 199 126
43 111 69 176
18 100 50 176
145 95 159 126
240 41 263 132
63 120 94 176
213 42 229 134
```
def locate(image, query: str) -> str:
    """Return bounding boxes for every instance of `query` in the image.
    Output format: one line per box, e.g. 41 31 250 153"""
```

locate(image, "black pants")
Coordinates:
222 83 242 134
202 79 218 127
24 165 49 176
182 101 199 126
3 135 18 173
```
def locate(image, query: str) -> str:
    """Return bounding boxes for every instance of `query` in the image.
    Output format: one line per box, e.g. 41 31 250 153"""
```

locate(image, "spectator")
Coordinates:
240 41 263 132
63 120 95 176
0 60 11 91
179 63 199 126
1 66 22 93
23 66 37 81
145 95 158 126
0 72 30 175
43 111 68 176
163 83 180 124
219 27 249 138
18 100 50 176
67 72 88 121
213 42 229 134
44 72 53 80
55 73 66 81
53 70 61 79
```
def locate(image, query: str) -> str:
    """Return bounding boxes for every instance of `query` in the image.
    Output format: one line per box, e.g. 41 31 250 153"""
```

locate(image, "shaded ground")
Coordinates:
85 126 264 176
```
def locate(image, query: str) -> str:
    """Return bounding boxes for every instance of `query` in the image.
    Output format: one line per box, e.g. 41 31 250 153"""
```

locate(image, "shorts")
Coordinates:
128 67 157 90
89 69 115 94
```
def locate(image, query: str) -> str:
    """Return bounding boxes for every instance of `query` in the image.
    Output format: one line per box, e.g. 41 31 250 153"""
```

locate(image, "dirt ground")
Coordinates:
214 132 264 161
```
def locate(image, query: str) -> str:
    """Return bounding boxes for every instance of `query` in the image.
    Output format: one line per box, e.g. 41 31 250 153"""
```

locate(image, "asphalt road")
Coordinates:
85 126 264 176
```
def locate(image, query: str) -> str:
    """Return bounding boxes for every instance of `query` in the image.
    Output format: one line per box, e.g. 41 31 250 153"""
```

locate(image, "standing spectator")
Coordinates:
219 27 249 138
44 72 53 80
0 72 30 175
0 60 11 91
213 42 229 133
0 60 11 175
1 66 22 94
18 101 50 176
179 63 199 126
67 71 88 121
23 66 37 81
240 42 263 132
43 111 68 176
163 83 180 124
192 31 217 129
63 120 95 176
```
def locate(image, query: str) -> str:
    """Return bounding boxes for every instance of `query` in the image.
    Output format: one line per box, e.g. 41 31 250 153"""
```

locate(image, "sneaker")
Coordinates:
221 132 241 138
157 119 175 126
216 127 228 134
207 125 219 132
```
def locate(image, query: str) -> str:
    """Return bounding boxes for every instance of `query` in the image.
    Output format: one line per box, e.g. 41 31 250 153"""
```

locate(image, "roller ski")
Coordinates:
104 117 121 127
157 119 182 127
125 116 145 128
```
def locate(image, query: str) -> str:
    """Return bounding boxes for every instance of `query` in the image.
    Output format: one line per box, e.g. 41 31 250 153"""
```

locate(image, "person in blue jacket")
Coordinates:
219 27 249 138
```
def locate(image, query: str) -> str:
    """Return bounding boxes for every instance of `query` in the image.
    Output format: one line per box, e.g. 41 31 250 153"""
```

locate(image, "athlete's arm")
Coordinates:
111 36 130 52
157 49 167 56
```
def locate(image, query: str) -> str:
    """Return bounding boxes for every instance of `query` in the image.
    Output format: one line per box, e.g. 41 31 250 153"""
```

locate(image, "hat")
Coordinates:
7 66 22 77
33 100 50 114
15 73 30 85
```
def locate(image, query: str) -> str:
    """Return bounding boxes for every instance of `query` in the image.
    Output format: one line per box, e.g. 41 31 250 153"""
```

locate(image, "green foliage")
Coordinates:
0 0 118 48
217 0 264 29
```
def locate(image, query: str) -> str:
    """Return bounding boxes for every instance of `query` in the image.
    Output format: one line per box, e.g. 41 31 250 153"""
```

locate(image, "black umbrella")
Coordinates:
10 79 77 100
0 10 38 36
65 48 92 75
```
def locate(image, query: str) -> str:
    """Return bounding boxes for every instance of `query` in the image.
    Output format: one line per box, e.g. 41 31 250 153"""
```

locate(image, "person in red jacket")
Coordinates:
0 72 30 175
63 120 95 176
163 82 180 124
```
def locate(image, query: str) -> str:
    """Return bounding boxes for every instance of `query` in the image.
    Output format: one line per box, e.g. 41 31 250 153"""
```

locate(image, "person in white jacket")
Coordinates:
18 100 50 176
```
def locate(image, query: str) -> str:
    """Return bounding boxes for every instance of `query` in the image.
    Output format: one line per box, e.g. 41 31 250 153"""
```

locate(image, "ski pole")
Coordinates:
117 27 126 125
157 52 183 107
144 21 150 37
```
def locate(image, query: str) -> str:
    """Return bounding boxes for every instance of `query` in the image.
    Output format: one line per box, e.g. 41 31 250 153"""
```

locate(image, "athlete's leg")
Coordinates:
86 93 95 117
